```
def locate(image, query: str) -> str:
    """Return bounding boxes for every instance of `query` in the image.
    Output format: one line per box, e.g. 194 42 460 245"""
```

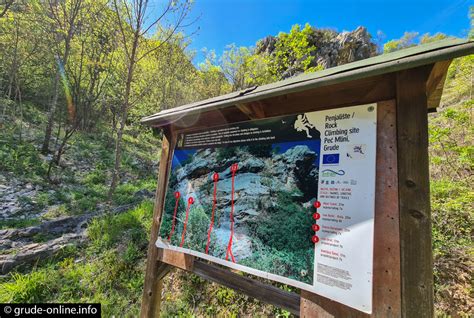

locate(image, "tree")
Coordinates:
383 31 419 53
268 23 319 79
47 0 115 178
220 44 253 90
108 0 193 199
0 0 15 18
195 58 230 99
41 0 84 154
420 33 448 44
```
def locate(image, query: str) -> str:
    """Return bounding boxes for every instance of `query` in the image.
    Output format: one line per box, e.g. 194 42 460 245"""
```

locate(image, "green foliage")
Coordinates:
216 146 237 162
0 138 48 181
244 190 314 283
420 32 448 44
245 144 273 158
160 185 186 241
87 200 154 250
0 202 154 314
0 218 41 230
181 205 212 251
383 31 419 53
428 54 473 316
220 44 255 90
252 190 312 251
0 271 51 303
269 24 318 77
431 180 473 253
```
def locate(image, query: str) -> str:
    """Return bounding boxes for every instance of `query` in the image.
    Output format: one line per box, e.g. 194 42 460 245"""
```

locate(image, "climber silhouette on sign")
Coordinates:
294 114 316 138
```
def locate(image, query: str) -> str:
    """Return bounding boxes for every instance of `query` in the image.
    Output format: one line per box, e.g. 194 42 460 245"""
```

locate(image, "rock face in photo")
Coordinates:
160 143 319 284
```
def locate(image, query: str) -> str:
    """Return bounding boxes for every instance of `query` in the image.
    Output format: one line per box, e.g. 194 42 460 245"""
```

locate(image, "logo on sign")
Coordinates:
322 153 340 165
321 169 345 177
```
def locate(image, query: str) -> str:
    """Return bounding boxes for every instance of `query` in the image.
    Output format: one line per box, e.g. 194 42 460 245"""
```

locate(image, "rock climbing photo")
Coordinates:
157 114 321 285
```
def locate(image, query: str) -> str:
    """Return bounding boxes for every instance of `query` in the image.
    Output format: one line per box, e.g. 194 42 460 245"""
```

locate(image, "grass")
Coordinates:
0 201 154 317
0 218 41 230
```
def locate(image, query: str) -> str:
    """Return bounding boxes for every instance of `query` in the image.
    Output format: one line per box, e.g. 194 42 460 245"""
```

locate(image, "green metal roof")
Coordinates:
142 38 474 127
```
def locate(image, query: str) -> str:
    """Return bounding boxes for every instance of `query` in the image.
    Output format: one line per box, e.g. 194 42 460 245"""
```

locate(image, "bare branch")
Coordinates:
113 0 131 62
139 0 173 36
135 1 192 63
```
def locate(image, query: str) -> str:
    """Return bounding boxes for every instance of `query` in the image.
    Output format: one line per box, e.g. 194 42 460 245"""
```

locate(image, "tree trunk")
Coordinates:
108 116 126 200
108 22 140 200
41 70 60 154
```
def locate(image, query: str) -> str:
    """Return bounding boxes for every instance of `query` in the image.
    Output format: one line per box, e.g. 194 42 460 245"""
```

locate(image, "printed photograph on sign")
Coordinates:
156 103 377 313
158 113 321 285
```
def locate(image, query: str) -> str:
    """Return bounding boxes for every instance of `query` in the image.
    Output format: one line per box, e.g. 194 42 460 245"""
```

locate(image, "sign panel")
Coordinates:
156 103 377 313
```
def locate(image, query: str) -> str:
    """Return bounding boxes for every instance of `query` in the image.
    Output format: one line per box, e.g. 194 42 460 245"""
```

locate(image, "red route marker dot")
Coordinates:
174 191 180 199
213 172 219 181
313 201 321 208
188 197 194 204
312 235 320 243
312 224 320 232
312 212 321 220
231 163 238 173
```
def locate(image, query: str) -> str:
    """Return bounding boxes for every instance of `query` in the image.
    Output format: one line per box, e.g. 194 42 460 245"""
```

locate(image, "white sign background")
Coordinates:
306 103 377 313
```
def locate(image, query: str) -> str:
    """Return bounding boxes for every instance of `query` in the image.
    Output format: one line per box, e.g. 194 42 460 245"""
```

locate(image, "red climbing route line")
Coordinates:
205 173 219 254
168 191 180 241
180 197 194 247
226 163 238 263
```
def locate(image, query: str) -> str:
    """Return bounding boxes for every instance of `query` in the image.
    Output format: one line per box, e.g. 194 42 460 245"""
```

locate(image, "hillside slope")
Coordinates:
0 37 472 318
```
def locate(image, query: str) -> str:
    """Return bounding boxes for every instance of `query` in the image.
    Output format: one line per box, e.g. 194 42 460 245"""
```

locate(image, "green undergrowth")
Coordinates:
0 200 291 317
0 201 154 317
0 218 41 230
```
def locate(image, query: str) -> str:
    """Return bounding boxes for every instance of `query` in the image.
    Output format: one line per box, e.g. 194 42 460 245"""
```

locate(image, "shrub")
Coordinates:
245 144 273 158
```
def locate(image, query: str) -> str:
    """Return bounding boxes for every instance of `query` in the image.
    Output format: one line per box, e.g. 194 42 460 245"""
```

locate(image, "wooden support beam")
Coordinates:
157 248 194 271
372 100 401 317
155 249 300 315
191 260 301 316
140 130 176 318
426 60 452 109
165 74 395 132
236 101 266 120
396 65 434 317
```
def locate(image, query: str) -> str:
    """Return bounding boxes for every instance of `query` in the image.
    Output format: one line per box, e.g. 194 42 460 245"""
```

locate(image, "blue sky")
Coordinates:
176 0 471 64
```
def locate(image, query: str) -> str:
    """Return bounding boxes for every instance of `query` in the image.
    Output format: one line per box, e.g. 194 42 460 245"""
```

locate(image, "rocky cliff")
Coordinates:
256 26 377 78
161 145 318 284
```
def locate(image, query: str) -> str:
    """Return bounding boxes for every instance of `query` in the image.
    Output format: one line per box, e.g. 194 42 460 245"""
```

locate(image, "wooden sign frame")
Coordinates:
139 62 454 317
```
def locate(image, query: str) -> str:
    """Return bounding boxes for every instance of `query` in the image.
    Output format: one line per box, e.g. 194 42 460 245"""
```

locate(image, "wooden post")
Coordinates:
396 66 434 317
140 130 175 318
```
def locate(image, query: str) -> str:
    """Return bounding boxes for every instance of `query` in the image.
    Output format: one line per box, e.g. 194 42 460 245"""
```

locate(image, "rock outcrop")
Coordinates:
169 145 319 261
0 191 153 274
256 26 377 78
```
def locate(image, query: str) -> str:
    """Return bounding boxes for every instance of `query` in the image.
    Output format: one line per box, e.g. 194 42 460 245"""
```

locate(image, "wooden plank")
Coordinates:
161 74 395 133
372 100 401 317
157 248 194 271
426 60 452 109
236 101 266 119
140 130 176 318
262 74 395 118
171 106 249 132
191 260 301 316
300 293 334 318
396 66 434 317
300 290 368 318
